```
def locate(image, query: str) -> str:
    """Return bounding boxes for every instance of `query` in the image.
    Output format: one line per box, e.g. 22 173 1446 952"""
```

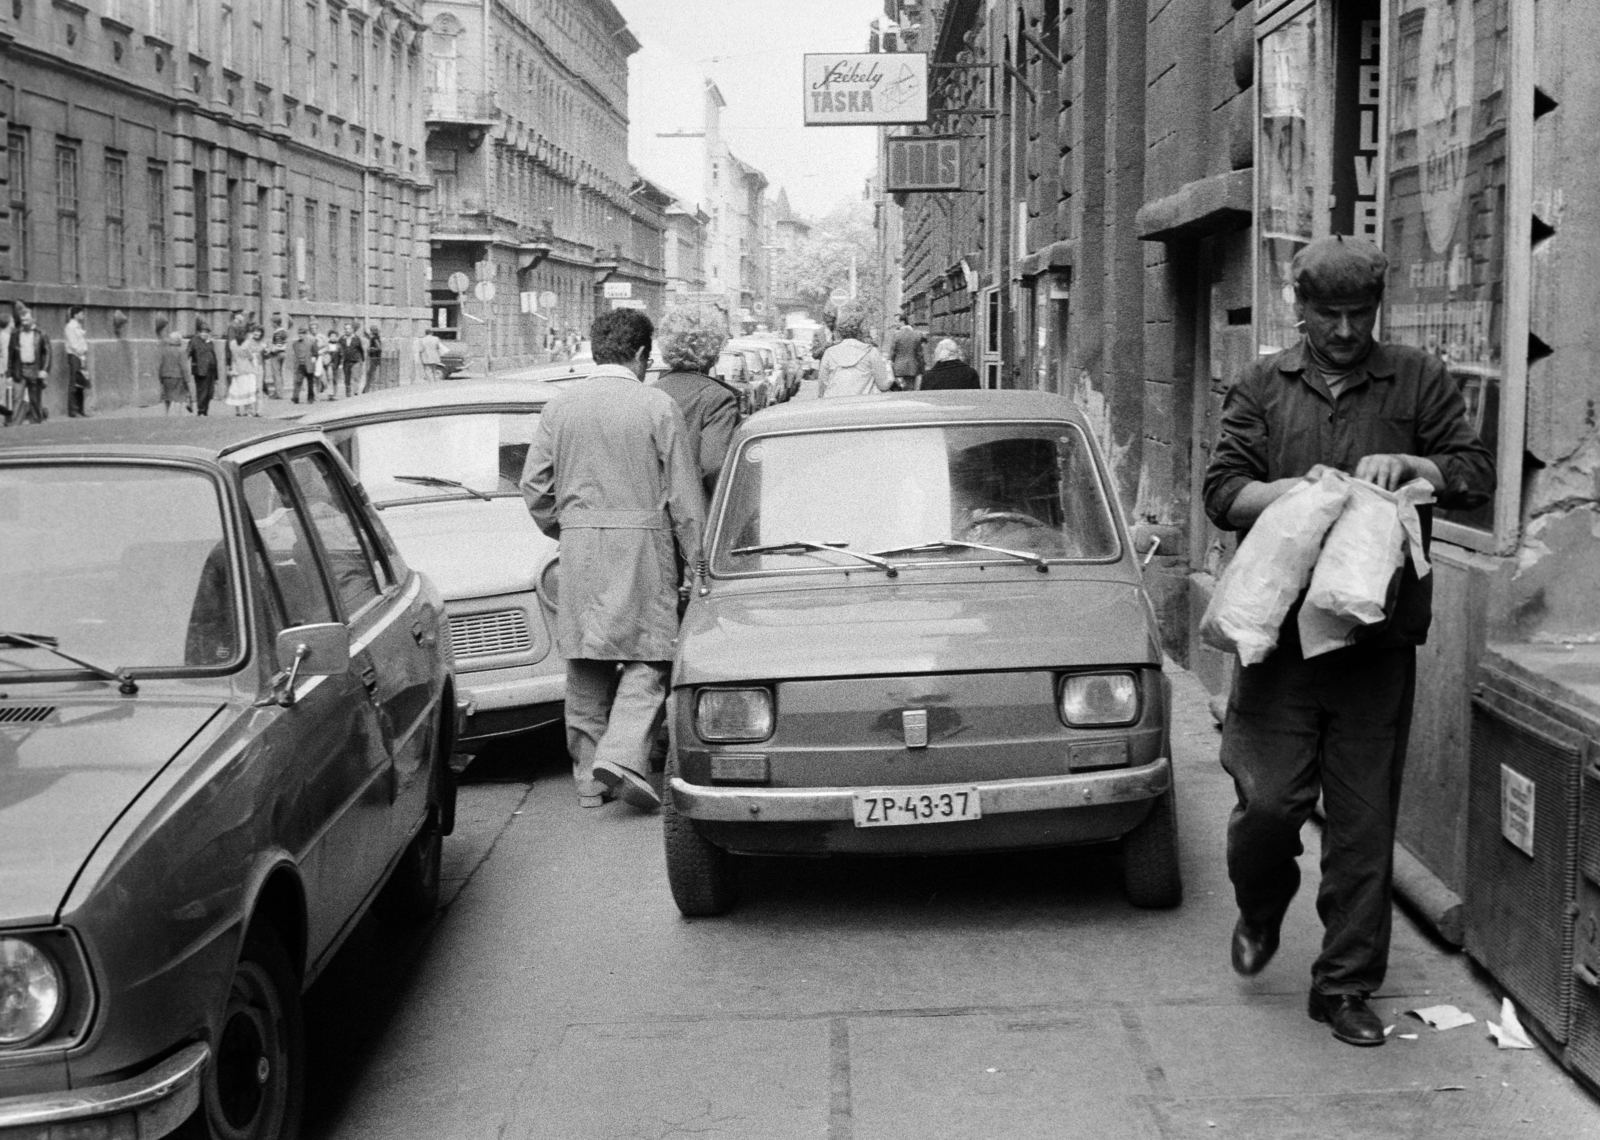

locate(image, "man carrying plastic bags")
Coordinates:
1201 236 1495 1047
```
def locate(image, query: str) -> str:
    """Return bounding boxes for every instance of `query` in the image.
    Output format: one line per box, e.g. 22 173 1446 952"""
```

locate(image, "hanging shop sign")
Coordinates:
803 53 928 126
1329 8 1382 241
885 136 962 192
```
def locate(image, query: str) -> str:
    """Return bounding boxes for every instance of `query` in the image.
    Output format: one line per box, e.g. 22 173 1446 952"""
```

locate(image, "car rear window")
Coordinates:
712 422 1120 574
327 410 542 504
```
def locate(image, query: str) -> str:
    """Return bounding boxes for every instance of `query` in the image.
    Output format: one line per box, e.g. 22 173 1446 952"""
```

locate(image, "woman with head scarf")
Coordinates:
919 338 982 390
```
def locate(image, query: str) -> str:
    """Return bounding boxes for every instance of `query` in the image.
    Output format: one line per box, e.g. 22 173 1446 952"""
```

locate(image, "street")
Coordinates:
300 669 1598 1140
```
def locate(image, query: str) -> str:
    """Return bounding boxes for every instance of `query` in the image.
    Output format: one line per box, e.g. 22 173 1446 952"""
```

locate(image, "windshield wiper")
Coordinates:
392 474 493 502
728 540 901 578
0 630 139 694
871 539 1049 573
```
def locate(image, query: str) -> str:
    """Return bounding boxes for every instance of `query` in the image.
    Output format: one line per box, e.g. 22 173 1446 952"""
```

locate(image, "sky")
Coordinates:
614 0 886 221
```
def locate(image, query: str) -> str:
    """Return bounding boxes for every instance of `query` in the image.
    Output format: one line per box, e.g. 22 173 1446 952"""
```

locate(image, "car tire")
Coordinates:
375 816 443 927
1121 786 1183 909
662 750 736 917
177 929 304 1140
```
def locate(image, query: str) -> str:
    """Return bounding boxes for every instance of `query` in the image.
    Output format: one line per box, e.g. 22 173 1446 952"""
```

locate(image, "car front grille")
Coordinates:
449 610 534 660
0 705 55 725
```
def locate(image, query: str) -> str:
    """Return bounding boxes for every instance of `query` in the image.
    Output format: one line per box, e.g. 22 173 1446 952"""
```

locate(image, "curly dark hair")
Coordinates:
590 309 655 366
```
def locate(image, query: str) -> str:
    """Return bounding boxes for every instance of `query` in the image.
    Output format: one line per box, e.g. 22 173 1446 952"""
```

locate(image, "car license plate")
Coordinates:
852 786 982 828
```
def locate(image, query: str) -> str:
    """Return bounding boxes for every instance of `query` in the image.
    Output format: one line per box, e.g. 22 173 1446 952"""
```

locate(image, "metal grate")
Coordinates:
0 706 56 725
1464 686 1584 1044
449 610 533 660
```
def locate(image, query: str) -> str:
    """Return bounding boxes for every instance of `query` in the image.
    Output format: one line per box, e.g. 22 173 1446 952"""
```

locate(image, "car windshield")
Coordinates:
326 410 542 505
0 464 239 672
712 422 1120 574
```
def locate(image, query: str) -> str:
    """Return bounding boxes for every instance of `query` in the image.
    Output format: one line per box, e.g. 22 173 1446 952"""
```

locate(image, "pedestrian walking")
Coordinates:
316 331 337 398
226 326 265 416
10 308 52 424
418 328 445 383
1202 236 1496 1048
290 326 318 403
817 308 892 398
886 312 926 391
188 320 219 416
364 325 384 391
156 320 193 414
0 306 14 426
653 306 740 500
519 309 705 810
265 316 289 399
337 321 365 397
919 338 981 390
64 305 91 417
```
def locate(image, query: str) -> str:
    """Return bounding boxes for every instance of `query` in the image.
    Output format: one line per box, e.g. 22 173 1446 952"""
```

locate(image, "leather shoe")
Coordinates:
1307 990 1386 1047
1230 917 1280 976
592 759 661 811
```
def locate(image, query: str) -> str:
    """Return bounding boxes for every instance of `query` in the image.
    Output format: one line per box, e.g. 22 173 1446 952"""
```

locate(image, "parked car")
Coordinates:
727 339 785 407
712 350 764 416
0 417 456 1140
751 335 802 398
662 390 1179 916
301 379 565 747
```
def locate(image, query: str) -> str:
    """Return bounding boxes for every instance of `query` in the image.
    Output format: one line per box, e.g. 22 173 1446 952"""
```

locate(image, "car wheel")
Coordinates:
662 749 736 917
376 816 443 926
180 930 304 1140
1121 786 1183 908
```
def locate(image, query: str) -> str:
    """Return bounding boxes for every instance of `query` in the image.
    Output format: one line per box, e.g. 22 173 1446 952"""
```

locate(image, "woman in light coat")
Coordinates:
818 307 893 398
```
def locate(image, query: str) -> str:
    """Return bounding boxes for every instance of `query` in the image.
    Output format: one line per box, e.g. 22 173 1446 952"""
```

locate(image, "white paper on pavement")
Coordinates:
1406 1004 1477 1031
1487 998 1536 1049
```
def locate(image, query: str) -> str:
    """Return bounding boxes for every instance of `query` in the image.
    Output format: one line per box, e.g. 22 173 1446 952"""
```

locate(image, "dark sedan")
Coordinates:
0 419 456 1140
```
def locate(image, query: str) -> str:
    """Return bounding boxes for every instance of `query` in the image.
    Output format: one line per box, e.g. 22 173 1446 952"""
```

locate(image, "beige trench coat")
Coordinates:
520 364 706 661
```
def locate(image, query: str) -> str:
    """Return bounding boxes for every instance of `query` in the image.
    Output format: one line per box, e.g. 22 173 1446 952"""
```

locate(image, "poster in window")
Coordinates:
1383 0 1508 531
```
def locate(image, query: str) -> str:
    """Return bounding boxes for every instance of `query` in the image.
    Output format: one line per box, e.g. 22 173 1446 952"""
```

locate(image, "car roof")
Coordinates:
0 416 312 462
297 377 562 422
736 389 1095 435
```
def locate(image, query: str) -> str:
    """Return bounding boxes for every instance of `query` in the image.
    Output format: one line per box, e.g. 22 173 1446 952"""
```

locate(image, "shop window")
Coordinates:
1381 0 1510 535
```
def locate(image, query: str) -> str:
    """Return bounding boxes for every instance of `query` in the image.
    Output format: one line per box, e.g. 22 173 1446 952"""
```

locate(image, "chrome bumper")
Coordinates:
670 757 1171 822
0 1043 208 1140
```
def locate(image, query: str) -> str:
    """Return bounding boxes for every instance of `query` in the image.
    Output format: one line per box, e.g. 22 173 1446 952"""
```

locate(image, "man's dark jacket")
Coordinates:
1203 339 1495 652
654 369 740 498
187 334 218 379
7 326 51 382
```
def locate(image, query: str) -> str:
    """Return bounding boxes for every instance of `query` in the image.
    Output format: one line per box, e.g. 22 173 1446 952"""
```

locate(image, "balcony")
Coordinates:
426 89 499 129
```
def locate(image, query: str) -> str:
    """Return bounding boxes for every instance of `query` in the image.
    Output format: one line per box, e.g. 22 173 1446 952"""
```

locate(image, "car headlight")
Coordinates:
538 557 560 609
1059 672 1140 727
695 688 774 742
0 937 64 1046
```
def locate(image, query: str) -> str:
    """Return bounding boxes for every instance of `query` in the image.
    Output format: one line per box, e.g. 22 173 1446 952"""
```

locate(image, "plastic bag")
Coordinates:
1200 467 1351 666
1298 477 1434 658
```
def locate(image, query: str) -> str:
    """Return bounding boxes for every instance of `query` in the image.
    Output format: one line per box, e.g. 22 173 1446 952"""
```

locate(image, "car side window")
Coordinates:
242 466 338 629
288 452 384 618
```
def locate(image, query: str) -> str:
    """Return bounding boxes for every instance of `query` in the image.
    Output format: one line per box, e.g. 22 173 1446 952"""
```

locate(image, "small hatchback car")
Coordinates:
0 419 455 1140
302 379 565 747
664 391 1180 916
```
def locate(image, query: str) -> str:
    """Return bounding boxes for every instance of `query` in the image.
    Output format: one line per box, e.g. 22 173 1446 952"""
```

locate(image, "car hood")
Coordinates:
0 699 225 924
676 576 1159 685
379 498 555 599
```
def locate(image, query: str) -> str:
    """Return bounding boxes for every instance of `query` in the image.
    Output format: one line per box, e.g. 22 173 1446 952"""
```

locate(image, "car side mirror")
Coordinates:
261 623 350 707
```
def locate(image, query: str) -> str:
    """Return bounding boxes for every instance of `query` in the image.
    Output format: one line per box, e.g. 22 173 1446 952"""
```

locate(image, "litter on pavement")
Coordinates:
1407 1004 1477 1031
1487 998 1536 1049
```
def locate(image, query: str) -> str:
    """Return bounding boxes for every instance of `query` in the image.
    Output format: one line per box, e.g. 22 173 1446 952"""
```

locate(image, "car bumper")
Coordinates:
456 668 565 743
672 758 1169 821
670 758 1171 855
0 1043 208 1140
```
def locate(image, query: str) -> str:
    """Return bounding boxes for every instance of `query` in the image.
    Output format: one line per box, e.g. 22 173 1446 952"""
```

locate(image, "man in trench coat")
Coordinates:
520 309 705 810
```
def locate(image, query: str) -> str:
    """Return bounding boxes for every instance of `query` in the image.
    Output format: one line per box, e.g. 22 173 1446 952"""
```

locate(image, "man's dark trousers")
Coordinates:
193 371 216 415
1221 642 1416 997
